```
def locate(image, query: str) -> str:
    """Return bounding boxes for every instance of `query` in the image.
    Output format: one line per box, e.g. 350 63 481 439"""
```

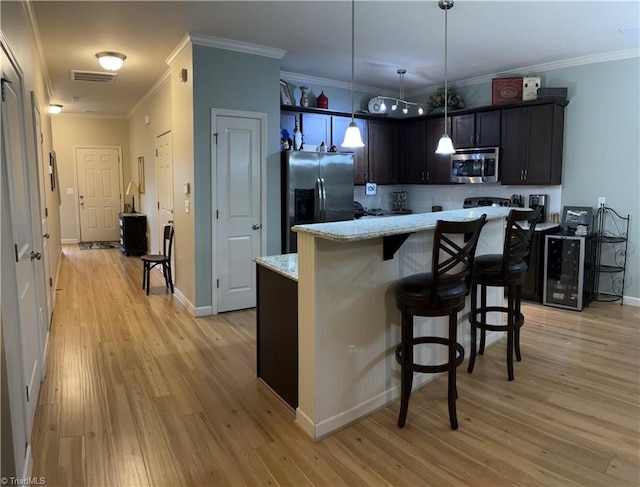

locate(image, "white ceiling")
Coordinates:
31 1 640 115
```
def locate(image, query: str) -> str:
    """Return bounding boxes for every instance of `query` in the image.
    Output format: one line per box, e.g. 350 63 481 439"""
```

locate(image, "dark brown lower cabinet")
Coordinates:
256 264 298 408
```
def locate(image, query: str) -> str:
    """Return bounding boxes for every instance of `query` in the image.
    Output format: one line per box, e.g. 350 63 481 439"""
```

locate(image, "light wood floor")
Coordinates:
31 244 640 486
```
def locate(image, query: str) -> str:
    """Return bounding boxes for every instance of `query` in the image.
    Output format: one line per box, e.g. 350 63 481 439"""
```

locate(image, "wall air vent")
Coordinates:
71 70 117 83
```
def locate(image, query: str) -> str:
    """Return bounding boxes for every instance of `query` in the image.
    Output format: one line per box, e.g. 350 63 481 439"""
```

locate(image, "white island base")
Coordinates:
294 207 511 440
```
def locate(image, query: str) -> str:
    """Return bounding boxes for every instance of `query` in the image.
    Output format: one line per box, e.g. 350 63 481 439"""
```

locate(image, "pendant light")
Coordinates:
435 0 455 155
342 0 365 148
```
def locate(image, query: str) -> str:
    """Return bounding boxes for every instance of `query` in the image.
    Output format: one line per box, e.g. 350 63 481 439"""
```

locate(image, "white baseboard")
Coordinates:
194 305 214 317
622 295 640 307
296 331 502 440
173 287 196 315
61 238 78 244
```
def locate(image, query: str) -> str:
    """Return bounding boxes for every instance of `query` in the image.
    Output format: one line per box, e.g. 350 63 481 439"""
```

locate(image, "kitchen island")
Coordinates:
258 207 511 440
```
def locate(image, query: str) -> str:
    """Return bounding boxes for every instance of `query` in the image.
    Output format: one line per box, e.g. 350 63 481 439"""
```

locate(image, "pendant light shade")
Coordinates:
342 122 365 148
342 0 365 149
96 51 126 71
435 134 455 154
436 0 455 156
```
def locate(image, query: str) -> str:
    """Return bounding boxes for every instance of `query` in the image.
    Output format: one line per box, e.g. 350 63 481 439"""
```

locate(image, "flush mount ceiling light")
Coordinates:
342 0 365 149
435 0 456 155
49 104 63 114
370 69 425 116
96 51 126 71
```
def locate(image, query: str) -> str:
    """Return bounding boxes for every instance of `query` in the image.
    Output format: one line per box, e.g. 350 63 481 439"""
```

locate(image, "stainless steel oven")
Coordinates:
451 147 500 184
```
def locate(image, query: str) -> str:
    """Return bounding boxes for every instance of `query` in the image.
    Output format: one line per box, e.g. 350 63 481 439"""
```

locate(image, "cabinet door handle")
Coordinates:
524 169 528 180
364 171 368 181
470 134 474 145
421 171 425 182
426 171 430 181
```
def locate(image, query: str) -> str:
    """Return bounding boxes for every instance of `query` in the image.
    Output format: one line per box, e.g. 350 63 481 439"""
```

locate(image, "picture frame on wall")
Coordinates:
138 156 145 193
49 151 56 191
280 80 293 106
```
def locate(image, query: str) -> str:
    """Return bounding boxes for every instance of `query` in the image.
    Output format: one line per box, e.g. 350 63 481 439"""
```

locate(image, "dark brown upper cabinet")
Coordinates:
367 120 398 185
500 102 565 185
451 110 501 149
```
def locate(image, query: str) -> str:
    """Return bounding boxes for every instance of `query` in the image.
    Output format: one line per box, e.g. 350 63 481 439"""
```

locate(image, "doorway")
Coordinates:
212 110 266 313
30 92 53 359
75 146 122 242
2 42 42 474
156 131 174 247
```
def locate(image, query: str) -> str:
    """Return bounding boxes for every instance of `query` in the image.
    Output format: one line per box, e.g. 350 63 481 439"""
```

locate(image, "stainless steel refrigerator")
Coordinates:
282 151 354 253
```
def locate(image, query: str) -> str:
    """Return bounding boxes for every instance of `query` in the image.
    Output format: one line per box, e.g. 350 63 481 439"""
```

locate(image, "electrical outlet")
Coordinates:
597 196 606 207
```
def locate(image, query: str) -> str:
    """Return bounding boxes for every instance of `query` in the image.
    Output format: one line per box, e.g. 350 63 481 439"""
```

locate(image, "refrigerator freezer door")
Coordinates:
282 152 354 253
319 153 354 223
284 152 319 252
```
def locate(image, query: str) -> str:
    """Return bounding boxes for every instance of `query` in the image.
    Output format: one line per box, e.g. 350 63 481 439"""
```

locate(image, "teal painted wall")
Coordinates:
453 57 640 300
192 44 281 307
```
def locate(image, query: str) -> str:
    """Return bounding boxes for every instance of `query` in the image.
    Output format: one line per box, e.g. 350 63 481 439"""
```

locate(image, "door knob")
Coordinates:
43 233 50 239
252 224 261 230
30 251 42 261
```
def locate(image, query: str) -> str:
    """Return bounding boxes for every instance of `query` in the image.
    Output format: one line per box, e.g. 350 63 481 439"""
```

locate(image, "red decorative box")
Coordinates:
492 77 523 105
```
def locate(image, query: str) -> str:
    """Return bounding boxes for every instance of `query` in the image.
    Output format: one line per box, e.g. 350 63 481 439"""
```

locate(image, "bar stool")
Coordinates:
394 215 487 430
467 208 541 381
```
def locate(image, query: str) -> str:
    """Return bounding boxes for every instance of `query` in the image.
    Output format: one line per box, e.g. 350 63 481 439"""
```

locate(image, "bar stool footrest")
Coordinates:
470 306 524 332
395 337 465 374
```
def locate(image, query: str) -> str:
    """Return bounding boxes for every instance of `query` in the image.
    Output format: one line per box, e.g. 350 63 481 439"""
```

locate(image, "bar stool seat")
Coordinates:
394 215 487 430
467 208 541 381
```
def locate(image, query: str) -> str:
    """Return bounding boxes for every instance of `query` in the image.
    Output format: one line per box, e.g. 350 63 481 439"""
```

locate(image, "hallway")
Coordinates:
30 245 640 486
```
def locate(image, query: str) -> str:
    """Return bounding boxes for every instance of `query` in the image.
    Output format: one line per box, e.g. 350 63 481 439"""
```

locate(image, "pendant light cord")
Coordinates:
443 3 449 136
351 0 356 123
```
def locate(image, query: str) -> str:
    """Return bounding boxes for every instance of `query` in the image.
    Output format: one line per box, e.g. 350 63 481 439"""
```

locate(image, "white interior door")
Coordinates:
2 49 42 443
156 131 174 251
31 93 52 356
214 113 262 312
76 147 121 242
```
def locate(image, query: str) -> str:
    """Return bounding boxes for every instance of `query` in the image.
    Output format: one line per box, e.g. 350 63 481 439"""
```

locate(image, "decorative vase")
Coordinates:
299 86 309 107
316 91 328 109
293 118 303 150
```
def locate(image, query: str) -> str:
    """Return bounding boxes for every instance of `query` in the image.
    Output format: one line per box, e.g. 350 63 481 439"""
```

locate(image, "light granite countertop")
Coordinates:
255 254 298 281
292 207 512 242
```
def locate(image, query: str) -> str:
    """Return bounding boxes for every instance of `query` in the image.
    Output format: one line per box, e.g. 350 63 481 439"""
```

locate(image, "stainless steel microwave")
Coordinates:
451 147 500 184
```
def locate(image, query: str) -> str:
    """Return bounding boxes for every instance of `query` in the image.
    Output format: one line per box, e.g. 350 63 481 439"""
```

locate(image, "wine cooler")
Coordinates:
543 234 595 311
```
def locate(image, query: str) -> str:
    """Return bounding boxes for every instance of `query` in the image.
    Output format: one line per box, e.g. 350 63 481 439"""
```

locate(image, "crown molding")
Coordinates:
409 47 640 97
166 33 286 66
280 70 397 97
56 112 128 120
127 69 171 119
190 33 286 59
22 0 53 98
165 34 193 66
